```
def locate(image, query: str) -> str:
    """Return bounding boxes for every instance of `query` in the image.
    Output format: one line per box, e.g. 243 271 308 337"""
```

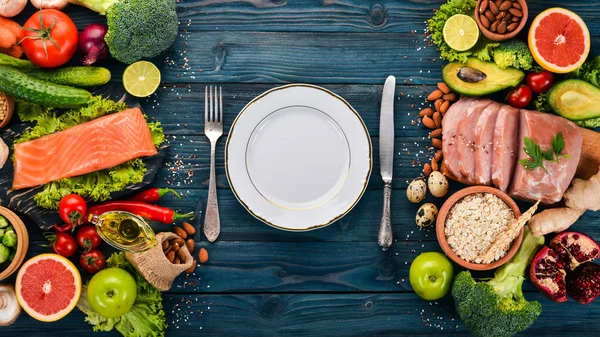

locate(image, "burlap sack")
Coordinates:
125 232 193 291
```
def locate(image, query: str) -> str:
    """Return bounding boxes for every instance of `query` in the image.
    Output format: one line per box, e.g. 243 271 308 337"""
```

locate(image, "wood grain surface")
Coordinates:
3 1 600 336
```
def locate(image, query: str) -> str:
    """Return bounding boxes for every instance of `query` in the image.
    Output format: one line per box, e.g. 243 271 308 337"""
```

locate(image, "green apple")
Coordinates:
87 267 137 318
409 252 454 301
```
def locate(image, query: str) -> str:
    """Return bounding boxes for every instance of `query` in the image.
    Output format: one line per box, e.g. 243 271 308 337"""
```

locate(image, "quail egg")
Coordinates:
416 203 438 227
428 171 449 198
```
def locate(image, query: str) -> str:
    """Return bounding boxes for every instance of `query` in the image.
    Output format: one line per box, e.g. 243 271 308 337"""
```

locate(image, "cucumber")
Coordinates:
0 65 91 108
0 54 38 71
27 67 112 88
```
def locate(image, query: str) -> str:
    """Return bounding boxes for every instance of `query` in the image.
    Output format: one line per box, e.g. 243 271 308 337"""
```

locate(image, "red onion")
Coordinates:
80 24 109 66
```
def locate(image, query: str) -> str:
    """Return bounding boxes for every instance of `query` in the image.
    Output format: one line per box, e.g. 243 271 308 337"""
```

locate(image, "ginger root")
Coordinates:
529 167 600 237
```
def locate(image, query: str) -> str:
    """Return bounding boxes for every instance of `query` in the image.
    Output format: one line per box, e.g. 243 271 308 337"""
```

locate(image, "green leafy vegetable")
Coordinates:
452 227 544 337
519 133 571 173
491 39 534 70
78 252 167 337
15 97 165 209
427 0 499 63
574 117 600 128
533 92 550 113
570 56 600 88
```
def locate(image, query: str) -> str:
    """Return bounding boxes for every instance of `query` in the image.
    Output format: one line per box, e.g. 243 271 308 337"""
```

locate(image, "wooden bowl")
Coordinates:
474 0 528 42
0 206 29 281
0 92 14 129
436 186 523 271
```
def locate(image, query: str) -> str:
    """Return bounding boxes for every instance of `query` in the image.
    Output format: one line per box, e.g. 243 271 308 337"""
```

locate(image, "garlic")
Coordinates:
0 284 21 326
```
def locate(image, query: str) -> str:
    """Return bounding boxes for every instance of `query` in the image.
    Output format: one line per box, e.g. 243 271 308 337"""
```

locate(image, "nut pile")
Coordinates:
164 222 209 274
421 82 457 177
0 93 8 123
478 0 523 34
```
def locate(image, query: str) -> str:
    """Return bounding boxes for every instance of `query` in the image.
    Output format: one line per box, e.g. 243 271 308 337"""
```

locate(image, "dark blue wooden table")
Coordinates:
4 1 600 336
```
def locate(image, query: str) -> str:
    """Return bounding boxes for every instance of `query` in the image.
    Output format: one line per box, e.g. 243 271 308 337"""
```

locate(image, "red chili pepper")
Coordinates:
129 188 181 203
88 201 193 224
54 223 74 233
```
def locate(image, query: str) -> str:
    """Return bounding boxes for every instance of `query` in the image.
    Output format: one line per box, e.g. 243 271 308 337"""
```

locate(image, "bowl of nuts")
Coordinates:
0 91 14 129
475 0 528 42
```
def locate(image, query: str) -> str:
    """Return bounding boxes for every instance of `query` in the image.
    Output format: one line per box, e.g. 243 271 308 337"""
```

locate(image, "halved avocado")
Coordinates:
442 57 525 96
548 79 600 121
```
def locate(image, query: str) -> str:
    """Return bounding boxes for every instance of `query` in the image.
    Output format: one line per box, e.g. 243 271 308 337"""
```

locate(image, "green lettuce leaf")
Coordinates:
78 252 167 337
15 97 164 209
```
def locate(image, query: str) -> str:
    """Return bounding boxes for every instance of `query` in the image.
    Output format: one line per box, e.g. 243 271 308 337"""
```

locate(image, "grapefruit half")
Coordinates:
15 254 82 322
529 8 590 73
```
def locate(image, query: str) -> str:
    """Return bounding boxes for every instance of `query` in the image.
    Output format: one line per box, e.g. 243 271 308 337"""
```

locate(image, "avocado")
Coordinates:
442 57 525 96
548 79 600 121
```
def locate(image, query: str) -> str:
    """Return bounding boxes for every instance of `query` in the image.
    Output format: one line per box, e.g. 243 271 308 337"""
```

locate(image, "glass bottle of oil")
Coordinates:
89 211 158 253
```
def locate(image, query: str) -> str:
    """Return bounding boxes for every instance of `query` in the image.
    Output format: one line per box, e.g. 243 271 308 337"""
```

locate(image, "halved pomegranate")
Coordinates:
549 232 600 271
530 246 568 302
566 263 600 304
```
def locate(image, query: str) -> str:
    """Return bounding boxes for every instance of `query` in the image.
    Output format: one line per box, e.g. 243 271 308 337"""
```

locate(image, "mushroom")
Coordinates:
30 0 69 10
0 284 20 326
0 0 27 17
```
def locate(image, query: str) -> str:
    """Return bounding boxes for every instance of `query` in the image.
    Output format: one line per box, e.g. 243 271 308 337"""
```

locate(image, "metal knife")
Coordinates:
378 75 396 251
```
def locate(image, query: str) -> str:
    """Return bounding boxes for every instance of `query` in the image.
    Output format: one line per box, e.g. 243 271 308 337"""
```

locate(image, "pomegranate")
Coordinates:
530 247 568 302
549 232 600 271
566 263 600 304
530 231 600 303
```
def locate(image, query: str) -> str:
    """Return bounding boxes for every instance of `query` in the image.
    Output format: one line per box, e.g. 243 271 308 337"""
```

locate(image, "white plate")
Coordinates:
226 84 372 231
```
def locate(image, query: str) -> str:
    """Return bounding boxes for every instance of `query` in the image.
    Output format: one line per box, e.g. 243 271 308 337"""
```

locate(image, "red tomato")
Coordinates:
526 71 555 94
59 194 87 226
507 85 532 109
80 249 106 274
76 225 102 251
54 223 74 233
46 232 77 258
21 9 78 68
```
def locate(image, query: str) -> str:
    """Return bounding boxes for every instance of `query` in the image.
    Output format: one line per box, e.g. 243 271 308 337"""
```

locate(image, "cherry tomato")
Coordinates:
507 85 532 109
76 225 102 251
45 232 77 258
59 194 87 227
21 9 78 68
526 71 555 94
54 223 74 233
80 249 106 274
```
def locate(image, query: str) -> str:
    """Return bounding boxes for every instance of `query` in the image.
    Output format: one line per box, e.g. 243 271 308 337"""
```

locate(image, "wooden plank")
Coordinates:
2 293 598 336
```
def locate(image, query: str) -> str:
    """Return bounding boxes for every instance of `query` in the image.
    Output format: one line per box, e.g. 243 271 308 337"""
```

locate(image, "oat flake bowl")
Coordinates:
436 186 523 271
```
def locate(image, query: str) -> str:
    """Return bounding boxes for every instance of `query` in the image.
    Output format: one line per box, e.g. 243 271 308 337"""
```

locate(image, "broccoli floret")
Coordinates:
492 39 534 71
452 227 544 337
570 56 600 88
70 0 178 64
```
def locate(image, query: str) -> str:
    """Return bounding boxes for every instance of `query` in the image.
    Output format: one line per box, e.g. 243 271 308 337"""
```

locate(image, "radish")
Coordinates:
0 0 27 17
30 0 69 10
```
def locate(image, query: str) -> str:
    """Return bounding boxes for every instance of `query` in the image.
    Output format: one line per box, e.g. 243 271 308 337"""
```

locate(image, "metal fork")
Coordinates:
203 86 223 242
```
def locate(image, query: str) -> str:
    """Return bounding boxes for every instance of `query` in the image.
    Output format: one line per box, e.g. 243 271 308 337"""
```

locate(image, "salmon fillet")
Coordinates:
12 108 157 190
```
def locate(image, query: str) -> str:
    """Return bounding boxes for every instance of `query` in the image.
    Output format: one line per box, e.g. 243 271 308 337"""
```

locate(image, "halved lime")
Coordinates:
443 14 480 52
123 61 161 98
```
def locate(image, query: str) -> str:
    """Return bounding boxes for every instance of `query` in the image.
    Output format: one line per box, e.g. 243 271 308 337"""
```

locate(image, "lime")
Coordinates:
443 14 480 52
122 61 161 98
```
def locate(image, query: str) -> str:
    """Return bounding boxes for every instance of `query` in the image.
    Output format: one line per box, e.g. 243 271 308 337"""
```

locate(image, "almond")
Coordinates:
430 128 442 138
434 150 443 162
509 8 522 17
162 240 169 250
431 157 439 171
437 82 451 94
418 108 434 118
433 112 442 128
488 1 498 15
432 138 443 150
507 22 519 32
182 222 196 235
439 100 450 114
173 226 188 239
172 242 180 253
186 260 197 274
434 99 444 111
427 89 443 101
174 257 181 265
423 163 432 177
442 93 457 102
186 238 195 253
173 237 185 247
167 251 175 263
479 0 489 13
199 248 209 264
441 162 450 176
177 248 186 261
164 246 172 255
499 0 512 11
422 116 436 129
480 15 491 29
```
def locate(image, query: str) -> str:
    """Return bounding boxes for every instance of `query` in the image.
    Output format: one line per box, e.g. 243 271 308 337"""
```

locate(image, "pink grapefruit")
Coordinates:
15 254 81 322
529 8 590 73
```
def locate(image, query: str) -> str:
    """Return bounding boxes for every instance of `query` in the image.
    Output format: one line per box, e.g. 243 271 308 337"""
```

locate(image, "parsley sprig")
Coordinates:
518 132 571 174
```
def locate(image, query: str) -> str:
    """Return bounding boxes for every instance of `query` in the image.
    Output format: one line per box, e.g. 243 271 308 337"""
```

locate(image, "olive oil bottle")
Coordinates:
89 211 158 252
